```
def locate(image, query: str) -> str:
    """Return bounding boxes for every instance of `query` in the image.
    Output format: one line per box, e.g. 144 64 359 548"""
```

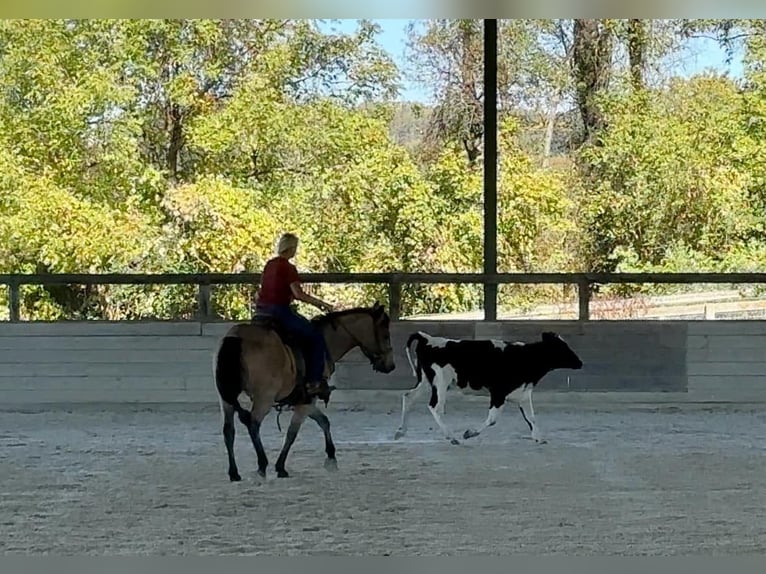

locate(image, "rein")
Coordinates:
272 310 382 433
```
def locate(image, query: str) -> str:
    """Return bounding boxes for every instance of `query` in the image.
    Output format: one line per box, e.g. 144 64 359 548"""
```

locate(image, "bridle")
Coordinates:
331 311 389 367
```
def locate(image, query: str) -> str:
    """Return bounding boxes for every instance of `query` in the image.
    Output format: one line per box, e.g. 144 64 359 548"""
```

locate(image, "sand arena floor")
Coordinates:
1 395 765 555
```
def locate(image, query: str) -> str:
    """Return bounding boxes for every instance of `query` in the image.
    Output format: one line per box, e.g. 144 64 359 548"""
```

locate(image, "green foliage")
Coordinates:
579 75 759 276
0 152 159 275
3 19 766 320
498 117 577 273
160 176 280 273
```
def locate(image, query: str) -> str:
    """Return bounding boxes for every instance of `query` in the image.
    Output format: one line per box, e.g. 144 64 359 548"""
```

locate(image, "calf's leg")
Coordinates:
395 380 429 440
464 392 506 439
426 370 459 445
518 387 545 443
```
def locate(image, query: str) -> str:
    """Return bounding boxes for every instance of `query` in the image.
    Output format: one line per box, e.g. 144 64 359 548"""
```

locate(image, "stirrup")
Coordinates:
305 380 335 406
305 379 327 394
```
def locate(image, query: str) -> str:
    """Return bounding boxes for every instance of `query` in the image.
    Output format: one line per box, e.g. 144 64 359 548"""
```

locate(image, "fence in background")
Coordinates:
3 272 766 322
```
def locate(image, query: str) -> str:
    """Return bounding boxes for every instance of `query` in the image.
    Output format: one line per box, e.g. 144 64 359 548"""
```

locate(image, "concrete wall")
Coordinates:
0 320 764 403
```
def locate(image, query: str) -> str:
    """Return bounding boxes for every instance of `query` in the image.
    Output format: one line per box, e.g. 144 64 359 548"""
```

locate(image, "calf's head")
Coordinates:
541 332 583 370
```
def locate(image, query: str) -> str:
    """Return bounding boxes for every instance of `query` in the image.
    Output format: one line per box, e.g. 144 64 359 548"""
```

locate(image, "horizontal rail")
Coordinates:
4 272 766 285
3 272 766 323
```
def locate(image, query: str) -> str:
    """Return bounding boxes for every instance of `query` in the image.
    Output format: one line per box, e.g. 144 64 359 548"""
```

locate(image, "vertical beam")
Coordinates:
197 283 212 322
483 19 498 321
9 280 20 322
388 276 402 321
578 277 591 321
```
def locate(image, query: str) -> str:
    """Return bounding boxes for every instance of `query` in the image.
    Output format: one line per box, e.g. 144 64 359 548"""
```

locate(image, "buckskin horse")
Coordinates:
213 302 395 481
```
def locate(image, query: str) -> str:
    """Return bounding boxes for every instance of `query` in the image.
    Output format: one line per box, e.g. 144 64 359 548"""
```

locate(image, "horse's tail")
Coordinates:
405 332 426 381
214 336 251 426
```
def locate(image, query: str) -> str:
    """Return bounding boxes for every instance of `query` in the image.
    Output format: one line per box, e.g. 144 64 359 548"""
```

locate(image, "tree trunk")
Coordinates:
627 19 647 91
542 95 560 167
459 20 483 165
166 103 184 182
572 19 613 145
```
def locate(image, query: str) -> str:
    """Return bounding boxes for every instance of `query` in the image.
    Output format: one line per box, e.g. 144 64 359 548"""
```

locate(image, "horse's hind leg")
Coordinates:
275 405 310 478
307 404 337 472
245 400 272 478
221 401 241 482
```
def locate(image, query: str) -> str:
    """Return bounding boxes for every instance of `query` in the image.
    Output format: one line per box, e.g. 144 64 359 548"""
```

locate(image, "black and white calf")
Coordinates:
394 331 583 445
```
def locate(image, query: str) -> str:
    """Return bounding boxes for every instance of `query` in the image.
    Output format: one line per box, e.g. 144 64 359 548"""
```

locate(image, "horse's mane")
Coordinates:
311 306 388 328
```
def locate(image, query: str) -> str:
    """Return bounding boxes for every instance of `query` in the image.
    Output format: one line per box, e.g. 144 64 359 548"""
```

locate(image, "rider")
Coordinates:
254 233 335 400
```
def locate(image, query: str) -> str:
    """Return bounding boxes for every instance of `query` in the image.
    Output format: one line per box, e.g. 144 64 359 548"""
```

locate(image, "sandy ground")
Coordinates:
1 396 766 556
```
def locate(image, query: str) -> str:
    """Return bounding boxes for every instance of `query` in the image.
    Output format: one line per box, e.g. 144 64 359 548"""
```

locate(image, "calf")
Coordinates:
394 331 583 445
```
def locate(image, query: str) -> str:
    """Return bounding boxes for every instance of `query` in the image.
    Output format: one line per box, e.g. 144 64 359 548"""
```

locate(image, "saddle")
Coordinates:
250 313 309 406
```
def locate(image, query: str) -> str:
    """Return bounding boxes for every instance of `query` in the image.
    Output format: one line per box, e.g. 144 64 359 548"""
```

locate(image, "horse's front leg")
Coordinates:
275 404 310 478
307 403 337 472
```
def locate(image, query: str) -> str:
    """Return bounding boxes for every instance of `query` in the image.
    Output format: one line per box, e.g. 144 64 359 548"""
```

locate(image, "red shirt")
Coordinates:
257 256 300 306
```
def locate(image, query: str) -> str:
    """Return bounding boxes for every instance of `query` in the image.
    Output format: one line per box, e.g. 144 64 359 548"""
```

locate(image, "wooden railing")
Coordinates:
3 272 766 322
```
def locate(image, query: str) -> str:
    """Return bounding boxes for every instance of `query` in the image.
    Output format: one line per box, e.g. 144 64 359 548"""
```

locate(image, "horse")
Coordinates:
213 301 395 481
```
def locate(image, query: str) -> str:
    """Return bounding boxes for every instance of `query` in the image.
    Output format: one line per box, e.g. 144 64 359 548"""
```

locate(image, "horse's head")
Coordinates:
320 301 396 373
363 301 396 374
325 301 395 374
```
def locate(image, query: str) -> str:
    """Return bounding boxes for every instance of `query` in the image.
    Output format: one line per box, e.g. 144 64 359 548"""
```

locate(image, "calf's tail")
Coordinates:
405 332 426 381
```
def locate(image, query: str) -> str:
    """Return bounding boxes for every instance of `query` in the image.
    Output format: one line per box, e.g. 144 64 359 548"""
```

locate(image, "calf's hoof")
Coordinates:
449 438 460 446
463 429 479 440
532 433 547 444
257 468 267 478
277 469 290 478
229 472 242 482
394 429 405 440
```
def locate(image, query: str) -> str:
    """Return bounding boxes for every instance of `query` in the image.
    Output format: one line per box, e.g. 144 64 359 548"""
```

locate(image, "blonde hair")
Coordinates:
276 233 299 256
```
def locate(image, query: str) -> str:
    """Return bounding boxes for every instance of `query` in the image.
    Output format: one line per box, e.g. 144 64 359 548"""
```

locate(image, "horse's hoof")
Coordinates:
535 438 548 445
229 472 242 482
449 438 460 446
463 429 478 440
257 468 266 478
277 469 289 478
324 458 338 472
394 429 405 440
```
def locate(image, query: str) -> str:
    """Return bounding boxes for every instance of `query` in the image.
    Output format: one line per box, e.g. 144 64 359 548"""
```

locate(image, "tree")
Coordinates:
571 19 615 144
118 19 400 183
579 76 759 276
5 18 766 320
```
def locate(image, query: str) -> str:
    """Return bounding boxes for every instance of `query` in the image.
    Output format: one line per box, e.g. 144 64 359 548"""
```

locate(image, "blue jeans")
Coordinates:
256 304 327 382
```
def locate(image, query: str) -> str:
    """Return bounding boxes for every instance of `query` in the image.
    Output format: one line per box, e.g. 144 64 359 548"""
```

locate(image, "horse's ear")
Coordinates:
372 303 385 319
